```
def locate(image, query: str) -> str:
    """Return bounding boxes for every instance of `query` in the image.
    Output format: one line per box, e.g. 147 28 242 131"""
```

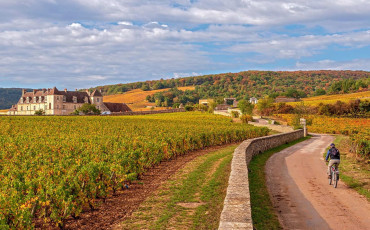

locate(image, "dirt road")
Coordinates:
266 134 370 230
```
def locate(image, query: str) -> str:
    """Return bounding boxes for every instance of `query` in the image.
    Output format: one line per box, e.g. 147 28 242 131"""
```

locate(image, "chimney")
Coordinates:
33 89 37 94
42 88 46 93
64 88 67 92
75 88 77 91
22 89 26 96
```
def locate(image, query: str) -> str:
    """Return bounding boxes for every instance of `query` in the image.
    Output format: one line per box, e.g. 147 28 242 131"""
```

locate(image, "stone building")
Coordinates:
8 87 131 115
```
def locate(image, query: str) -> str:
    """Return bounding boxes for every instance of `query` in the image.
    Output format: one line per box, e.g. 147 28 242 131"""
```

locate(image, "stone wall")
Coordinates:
248 121 294 133
218 129 304 230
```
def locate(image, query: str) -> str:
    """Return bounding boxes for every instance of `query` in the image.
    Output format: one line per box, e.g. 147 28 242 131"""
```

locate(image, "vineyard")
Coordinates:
287 91 370 107
0 112 268 229
277 114 370 158
103 86 195 111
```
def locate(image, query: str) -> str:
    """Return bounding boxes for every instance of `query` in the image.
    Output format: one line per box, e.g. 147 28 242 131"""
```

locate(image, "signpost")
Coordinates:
300 118 307 137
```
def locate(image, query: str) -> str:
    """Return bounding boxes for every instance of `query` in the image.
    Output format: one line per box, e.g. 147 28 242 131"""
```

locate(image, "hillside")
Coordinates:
92 70 369 100
103 86 195 111
0 88 33 110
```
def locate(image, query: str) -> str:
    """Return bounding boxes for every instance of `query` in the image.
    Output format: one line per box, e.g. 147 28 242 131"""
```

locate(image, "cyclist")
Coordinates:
325 143 340 179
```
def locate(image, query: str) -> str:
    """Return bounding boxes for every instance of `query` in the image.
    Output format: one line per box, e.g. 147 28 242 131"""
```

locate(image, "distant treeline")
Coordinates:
91 70 369 100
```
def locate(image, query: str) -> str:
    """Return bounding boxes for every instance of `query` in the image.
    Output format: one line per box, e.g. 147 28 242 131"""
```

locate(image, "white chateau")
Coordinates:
8 87 131 115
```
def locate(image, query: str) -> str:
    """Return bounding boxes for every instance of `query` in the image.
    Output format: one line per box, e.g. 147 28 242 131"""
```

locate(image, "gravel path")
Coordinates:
266 134 370 230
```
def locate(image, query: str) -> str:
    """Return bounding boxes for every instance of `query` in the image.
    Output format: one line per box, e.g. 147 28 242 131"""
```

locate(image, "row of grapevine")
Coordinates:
0 112 269 229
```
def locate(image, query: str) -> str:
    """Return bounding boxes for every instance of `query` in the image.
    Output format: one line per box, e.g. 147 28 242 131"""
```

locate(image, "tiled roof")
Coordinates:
18 87 92 104
103 102 132 112
90 89 103 97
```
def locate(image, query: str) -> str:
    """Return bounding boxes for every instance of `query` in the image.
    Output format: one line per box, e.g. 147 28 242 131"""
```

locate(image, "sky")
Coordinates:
0 0 369 89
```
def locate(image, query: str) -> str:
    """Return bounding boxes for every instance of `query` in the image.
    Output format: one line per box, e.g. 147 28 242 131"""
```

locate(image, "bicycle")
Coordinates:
328 163 339 188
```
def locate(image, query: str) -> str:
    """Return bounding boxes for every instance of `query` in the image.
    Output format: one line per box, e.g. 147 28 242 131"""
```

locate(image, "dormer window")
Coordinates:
73 96 77 103
34 97 37 103
84 96 88 103
20 98 24 103
26 97 30 103
44 97 47 103
63 96 66 102
97 98 100 102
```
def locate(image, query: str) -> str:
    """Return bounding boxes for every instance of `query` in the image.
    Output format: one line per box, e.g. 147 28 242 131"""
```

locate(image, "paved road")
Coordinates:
266 134 370 230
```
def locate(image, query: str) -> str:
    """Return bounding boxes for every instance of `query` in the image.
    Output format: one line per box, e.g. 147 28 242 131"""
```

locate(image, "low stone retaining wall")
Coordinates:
218 129 304 230
248 121 294 133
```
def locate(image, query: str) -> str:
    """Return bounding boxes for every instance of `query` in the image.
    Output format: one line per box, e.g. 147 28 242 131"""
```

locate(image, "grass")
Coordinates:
120 144 238 230
248 136 311 230
323 135 370 201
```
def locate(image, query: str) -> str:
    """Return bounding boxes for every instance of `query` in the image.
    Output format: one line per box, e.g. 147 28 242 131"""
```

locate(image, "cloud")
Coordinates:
0 1 369 88
295 59 370 71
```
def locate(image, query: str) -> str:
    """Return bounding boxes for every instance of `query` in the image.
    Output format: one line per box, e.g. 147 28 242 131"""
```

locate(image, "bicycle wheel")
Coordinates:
328 169 332 185
333 172 338 188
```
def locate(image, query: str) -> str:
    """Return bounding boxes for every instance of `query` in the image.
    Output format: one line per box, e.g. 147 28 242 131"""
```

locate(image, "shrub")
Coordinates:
185 105 194 111
240 114 253 123
34 109 45 116
231 111 240 118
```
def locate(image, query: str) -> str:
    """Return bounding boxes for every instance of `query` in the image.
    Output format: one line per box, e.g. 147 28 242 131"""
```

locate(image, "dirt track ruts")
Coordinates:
266 134 370 230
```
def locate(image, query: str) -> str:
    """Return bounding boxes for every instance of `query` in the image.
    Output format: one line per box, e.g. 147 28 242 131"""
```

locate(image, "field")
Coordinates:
277 114 369 157
0 112 268 228
103 86 195 111
287 91 370 107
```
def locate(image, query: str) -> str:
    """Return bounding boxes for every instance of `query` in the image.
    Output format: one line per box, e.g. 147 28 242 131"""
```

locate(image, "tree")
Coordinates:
257 96 274 116
78 103 100 115
314 88 326 96
237 99 254 115
141 83 150 91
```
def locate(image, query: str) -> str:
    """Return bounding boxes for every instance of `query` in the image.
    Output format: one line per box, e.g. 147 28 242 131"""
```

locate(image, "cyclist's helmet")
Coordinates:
330 143 335 147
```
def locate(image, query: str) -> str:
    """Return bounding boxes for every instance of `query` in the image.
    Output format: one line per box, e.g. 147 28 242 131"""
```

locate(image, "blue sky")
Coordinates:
0 0 369 89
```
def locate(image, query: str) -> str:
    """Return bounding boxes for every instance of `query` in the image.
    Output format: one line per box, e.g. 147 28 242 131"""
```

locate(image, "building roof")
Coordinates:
103 102 132 112
90 89 103 97
19 87 91 104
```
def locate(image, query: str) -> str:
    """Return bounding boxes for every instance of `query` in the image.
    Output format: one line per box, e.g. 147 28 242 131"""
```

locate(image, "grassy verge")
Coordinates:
120 144 238 230
324 135 370 201
249 136 311 230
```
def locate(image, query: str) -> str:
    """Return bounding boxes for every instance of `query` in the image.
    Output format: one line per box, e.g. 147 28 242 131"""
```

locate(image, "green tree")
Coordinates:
78 103 101 115
237 99 254 115
257 96 274 116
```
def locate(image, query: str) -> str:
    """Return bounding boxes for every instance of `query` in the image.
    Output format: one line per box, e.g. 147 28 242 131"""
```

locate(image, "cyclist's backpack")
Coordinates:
331 147 339 157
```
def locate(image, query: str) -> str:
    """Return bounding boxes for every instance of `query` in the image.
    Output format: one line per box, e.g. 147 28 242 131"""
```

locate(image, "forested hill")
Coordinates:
92 70 369 99
0 88 33 110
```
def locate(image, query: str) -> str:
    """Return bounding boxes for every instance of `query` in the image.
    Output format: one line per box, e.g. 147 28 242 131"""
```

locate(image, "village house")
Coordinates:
249 97 258 104
8 87 131 115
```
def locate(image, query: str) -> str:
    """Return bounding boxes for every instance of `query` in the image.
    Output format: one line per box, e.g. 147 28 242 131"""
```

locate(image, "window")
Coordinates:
73 96 77 103
34 97 37 102
63 105 66 110
74 105 76 109
63 96 66 102
49 103 51 110
20 98 24 103
26 97 29 103
27 106 29 110
97 98 100 102
57 105 59 109
33 106 36 110
45 97 47 102
21 106 23 111
57 96 59 101
44 105 47 110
